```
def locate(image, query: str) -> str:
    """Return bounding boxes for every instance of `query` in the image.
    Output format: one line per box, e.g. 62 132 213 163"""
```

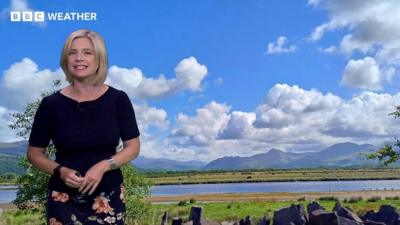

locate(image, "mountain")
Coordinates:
204 149 304 170
204 142 384 170
0 141 392 173
0 140 28 175
133 156 207 171
291 142 376 168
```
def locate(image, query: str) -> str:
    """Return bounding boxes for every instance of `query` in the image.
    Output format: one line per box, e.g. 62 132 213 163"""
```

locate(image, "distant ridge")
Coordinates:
0 141 392 173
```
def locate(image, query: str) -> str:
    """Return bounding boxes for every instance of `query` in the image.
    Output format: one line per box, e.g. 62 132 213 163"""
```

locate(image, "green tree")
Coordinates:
8 80 152 223
366 107 400 165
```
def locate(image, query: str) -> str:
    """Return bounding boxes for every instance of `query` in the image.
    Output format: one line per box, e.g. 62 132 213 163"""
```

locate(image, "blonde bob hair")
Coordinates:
60 29 108 85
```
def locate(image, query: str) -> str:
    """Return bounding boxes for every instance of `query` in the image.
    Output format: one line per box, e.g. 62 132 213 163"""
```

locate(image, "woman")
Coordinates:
28 29 140 225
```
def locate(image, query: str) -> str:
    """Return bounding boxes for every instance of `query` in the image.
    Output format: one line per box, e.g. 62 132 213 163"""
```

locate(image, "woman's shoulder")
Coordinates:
107 85 129 98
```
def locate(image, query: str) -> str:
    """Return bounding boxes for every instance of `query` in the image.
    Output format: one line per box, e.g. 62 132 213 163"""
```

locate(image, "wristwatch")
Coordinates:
107 158 117 170
53 165 63 178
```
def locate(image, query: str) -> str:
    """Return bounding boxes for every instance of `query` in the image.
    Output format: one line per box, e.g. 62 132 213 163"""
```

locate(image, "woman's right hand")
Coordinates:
59 167 84 189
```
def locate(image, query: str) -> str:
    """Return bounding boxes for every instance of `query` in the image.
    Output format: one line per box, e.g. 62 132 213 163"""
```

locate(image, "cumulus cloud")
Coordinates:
165 83 400 161
266 36 297 54
107 57 207 99
0 57 206 143
171 101 230 146
309 0 400 89
219 111 256 139
0 58 66 110
340 57 382 90
134 103 168 132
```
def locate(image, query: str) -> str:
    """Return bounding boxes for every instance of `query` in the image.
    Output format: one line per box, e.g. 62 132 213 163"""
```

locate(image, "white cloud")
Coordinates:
0 106 21 142
219 111 256 139
266 36 297 54
213 77 224 86
171 101 230 146
321 46 336 54
10 0 30 11
134 103 168 132
340 57 382 90
309 0 400 89
0 58 66 110
165 83 400 161
107 57 207 100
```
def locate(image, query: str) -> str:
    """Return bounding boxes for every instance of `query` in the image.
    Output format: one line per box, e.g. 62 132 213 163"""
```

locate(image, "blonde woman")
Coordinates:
28 29 140 225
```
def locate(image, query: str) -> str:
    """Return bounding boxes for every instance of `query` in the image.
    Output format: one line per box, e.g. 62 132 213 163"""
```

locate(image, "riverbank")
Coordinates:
147 168 400 185
146 190 400 203
2 190 398 208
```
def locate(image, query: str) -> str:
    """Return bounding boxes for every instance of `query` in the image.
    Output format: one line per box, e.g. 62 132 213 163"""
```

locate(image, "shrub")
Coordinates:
367 196 382 202
297 196 306 201
345 196 362 203
318 196 339 201
178 200 188 206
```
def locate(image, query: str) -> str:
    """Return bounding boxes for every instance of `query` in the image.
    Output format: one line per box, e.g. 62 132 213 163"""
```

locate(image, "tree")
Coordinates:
8 80 152 223
366 107 400 165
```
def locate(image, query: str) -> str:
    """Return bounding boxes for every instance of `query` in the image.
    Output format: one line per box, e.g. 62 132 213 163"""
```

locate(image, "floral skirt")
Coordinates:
46 185 126 225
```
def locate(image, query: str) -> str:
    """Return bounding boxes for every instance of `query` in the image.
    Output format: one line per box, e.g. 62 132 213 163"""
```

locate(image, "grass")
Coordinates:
146 168 400 185
3 197 400 225
0 208 45 225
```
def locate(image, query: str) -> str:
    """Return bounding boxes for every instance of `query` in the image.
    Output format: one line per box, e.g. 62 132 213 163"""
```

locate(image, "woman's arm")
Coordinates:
27 145 83 188
79 137 140 195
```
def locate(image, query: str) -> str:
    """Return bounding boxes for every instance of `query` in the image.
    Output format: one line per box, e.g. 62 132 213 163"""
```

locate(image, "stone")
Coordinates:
361 205 399 225
273 204 307 225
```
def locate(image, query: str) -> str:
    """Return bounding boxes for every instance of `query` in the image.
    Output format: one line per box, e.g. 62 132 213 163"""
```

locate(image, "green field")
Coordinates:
2 197 400 225
146 168 400 185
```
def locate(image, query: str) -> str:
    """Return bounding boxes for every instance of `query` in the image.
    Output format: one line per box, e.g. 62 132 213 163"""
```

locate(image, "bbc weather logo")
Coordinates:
11 11 44 22
10 11 97 22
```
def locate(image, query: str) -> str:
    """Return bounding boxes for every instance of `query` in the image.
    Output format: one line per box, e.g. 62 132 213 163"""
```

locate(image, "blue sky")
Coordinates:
1 0 400 162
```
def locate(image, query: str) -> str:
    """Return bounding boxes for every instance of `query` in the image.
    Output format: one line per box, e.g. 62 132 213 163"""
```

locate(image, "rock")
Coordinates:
335 205 363 223
172 217 183 225
161 211 168 225
239 216 251 225
308 202 326 214
257 215 270 225
363 220 386 225
189 206 203 225
361 205 399 225
273 204 307 225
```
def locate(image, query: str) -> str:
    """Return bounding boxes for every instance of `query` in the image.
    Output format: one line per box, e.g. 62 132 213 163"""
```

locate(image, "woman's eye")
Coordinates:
84 51 93 55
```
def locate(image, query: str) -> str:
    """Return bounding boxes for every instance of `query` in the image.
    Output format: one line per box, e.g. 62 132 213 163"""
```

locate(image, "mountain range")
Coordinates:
0 141 391 174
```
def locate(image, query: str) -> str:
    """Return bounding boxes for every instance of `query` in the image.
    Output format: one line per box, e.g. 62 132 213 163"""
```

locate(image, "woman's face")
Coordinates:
67 37 98 80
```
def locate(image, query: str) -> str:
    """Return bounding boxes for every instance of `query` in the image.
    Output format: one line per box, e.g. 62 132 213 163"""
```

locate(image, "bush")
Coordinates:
367 196 382 202
189 198 196 204
178 200 188 206
297 196 306 201
385 196 400 200
344 196 362 203
318 196 339 201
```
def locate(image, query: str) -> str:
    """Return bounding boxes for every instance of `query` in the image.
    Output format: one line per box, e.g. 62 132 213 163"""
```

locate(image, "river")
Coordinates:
2 180 400 203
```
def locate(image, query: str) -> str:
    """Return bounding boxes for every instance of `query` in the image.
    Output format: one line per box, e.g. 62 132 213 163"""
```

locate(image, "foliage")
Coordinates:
366 107 400 165
122 164 152 223
0 172 18 183
8 80 61 209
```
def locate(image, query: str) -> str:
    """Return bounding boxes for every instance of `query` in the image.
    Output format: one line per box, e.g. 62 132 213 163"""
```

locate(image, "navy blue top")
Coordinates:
29 85 140 194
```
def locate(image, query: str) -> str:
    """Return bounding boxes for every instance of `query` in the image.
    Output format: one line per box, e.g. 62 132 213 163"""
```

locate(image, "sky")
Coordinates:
1 0 400 162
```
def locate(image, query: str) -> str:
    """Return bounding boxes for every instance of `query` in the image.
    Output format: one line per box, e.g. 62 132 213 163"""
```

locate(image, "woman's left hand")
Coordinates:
79 160 109 195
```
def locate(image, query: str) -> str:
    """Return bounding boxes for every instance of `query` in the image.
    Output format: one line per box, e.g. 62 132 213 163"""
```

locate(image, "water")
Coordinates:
1 180 400 203
0 186 17 204
150 180 400 196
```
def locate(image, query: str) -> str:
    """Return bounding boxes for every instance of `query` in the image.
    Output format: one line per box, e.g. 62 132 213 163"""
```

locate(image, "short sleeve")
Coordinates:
117 91 140 141
29 97 53 148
